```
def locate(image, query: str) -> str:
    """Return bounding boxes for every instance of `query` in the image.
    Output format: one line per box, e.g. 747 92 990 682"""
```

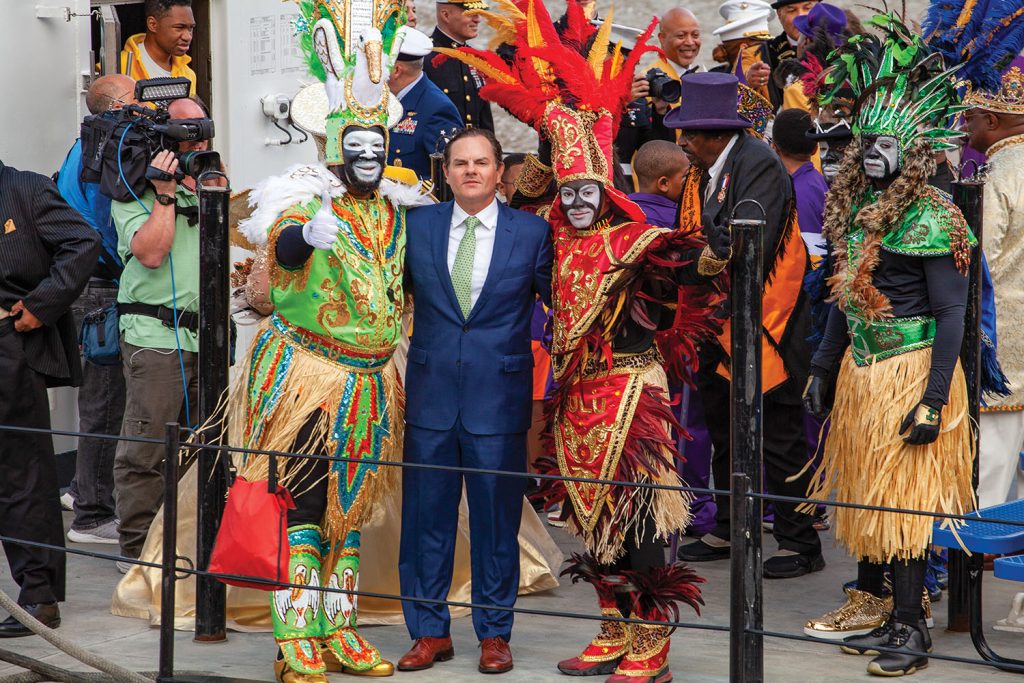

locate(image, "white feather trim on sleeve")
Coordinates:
237 164 346 246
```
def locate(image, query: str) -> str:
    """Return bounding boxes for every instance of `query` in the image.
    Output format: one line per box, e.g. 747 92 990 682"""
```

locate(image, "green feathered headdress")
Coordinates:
821 12 965 151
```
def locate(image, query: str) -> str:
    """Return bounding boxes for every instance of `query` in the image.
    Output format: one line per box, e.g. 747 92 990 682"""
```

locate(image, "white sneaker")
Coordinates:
547 504 566 528
115 560 134 575
60 492 75 511
67 519 119 545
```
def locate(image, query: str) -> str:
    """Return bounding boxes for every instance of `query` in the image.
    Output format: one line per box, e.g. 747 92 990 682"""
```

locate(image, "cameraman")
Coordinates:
56 74 136 545
110 96 223 568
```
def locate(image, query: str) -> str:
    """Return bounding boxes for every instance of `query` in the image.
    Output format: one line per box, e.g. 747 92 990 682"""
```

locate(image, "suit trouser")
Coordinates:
114 340 198 558
699 371 821 555
0 322 66 604
399 419 526 641
978 411 1024 509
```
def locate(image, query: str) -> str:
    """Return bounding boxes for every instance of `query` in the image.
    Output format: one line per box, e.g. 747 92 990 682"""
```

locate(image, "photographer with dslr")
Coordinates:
110 96 224 569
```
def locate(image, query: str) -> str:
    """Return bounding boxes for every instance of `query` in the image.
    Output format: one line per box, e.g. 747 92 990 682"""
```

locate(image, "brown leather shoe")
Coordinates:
396 636 454 671
479 637 513 674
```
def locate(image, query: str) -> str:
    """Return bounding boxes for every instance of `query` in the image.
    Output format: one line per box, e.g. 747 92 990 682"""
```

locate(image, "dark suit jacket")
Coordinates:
388 75 463 180
698 133 810 401
0 161 100 387
404 200 552 434
423 28 495 131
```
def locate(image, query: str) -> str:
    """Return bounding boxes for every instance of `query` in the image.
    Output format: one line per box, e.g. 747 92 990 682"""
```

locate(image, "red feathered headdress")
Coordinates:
435 0 658 223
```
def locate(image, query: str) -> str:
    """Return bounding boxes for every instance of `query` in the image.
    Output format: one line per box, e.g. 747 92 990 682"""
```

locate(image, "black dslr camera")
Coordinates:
645 68 682 104
80 77 219 202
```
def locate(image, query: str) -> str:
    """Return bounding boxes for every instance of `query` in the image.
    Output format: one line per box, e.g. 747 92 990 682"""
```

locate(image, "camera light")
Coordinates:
136 77 192 104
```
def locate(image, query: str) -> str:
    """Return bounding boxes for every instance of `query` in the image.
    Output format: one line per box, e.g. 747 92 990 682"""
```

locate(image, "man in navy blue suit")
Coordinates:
397 128 552 675
387 27 463 181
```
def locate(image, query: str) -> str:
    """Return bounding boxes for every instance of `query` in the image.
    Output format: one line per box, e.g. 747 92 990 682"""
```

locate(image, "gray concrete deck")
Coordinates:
3 511 1024 682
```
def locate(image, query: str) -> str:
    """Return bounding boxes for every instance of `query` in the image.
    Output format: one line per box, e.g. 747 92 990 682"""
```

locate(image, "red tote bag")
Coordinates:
208 475 295 590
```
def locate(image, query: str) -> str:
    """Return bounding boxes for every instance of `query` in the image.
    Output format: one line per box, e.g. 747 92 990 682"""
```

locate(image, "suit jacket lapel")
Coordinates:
704 134 745 223
432 202 463 316
467 204 514 322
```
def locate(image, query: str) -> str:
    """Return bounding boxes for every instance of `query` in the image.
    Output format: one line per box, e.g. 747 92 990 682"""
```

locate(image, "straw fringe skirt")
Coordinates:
228 316 402 550
809 347 975 563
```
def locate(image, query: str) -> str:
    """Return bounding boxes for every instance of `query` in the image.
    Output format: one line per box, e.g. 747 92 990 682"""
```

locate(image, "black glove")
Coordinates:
802 375 829 420
702 211 732 259
899 403 942 445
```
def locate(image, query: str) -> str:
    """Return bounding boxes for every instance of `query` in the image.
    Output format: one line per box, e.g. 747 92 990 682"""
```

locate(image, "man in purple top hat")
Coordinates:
669 72 822 578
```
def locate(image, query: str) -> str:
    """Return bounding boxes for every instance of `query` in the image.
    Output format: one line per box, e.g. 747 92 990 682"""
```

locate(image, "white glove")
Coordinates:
302 189 340 250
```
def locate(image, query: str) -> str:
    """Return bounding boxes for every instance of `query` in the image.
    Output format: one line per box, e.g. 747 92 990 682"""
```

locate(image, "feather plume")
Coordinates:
432 47 517 84
924 0 1024 92
619 564 706 620
587 8 614 78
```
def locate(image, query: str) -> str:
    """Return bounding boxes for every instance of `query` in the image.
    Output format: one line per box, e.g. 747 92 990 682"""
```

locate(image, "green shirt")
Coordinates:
112 186 200 352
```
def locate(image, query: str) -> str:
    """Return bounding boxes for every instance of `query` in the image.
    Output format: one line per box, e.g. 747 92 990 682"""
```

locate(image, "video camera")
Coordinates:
80 77 220 202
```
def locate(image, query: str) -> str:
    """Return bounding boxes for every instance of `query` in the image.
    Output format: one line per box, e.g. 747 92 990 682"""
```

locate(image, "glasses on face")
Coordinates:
108 91 135 110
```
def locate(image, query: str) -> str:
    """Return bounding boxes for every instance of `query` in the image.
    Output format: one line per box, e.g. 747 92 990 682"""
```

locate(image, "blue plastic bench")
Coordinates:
932 498 1024 672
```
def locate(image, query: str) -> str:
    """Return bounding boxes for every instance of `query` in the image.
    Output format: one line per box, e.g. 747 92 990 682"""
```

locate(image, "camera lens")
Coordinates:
178 150 221 179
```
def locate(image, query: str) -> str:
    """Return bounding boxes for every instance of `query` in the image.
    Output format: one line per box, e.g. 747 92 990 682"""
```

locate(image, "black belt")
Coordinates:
118 302 199 333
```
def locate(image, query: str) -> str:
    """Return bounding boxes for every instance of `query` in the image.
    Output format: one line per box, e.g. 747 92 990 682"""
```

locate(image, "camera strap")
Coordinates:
175 204 199 226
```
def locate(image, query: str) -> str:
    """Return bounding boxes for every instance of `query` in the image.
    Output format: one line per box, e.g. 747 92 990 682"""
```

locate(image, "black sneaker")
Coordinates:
841 617 895 655
866 620 930 677
763 552 826 579
678 537 730 562
844 617 932 657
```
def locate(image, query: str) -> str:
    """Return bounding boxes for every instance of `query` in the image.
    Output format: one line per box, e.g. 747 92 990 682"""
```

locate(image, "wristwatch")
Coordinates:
155 193 176 206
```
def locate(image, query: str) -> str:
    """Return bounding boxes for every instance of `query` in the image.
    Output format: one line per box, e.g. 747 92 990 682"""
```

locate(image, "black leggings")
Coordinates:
608 508 665 615
285 412 330 527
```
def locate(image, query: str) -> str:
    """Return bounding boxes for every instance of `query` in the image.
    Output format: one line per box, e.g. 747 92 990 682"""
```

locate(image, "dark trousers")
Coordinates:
399 420 526 642
69 282 125 530
113 339 198 558
0 321 66 604
699 371 821 555
608 508 664 615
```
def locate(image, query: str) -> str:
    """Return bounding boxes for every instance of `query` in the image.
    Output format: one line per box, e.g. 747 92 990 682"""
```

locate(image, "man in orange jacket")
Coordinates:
120 0 197 95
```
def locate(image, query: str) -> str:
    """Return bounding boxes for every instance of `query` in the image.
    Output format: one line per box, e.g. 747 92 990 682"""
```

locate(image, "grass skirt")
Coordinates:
808 347 975 562
229 316 402 551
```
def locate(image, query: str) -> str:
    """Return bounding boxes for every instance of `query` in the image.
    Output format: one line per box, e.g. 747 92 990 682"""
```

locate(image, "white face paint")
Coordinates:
342 128 386 188
559 181 603 229
861 134 901 180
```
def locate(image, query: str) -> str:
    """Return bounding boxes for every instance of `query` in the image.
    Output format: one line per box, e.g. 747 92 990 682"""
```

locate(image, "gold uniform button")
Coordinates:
466 114 473 121
463 75 468 82
465 95 471 101
443 88 449 93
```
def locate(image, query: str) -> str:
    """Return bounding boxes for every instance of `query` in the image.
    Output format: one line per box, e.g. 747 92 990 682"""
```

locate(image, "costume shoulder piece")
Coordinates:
238 163 430 246
880 187 976 270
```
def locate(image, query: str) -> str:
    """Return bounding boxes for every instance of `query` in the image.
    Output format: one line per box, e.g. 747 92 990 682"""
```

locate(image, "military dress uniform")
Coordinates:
389 74 463 180
424 27 494 131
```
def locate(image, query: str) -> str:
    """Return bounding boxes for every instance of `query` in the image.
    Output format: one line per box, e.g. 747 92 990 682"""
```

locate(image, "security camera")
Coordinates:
261 94 291 121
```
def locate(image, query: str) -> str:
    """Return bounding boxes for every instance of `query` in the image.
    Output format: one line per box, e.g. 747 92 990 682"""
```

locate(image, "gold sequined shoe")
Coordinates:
322 646 394 677
922 588 934 628
274 658 328 683
804 588 893 641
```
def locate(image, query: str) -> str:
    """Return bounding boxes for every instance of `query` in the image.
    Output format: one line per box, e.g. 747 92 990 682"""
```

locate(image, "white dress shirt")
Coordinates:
705 133 740 204
447 198 499 309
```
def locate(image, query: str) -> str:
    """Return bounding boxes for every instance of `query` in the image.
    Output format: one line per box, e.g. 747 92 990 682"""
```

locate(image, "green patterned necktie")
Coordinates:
451 215 480 317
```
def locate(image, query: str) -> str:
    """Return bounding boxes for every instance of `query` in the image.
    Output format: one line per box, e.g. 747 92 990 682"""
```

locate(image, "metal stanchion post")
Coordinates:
195 175 230 642
159 423 181 683
728 201 765 682
949 176 984 632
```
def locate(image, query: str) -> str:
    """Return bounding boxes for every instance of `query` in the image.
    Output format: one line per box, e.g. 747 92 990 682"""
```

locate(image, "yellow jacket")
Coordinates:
120 33 196 95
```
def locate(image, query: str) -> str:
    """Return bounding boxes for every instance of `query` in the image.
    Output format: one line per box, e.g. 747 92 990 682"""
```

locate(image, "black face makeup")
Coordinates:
559 180 604 229
819 138 852 185
340 126 386 193
860 133 902 181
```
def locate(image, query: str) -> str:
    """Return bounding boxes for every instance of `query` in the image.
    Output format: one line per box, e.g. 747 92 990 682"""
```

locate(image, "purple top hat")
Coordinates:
664 72 752 130
793 3 847 40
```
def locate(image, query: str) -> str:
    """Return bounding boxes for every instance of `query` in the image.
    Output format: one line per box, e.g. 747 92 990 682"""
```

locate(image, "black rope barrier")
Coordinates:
752 628 1024 674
